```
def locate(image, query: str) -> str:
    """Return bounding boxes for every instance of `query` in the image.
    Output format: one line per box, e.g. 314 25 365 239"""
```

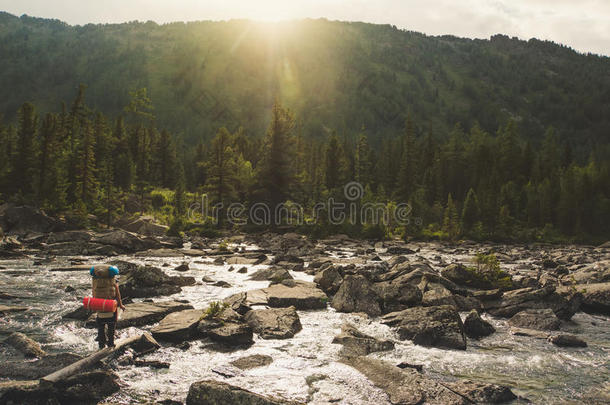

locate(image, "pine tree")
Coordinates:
38 113 66 210
355 133 371 186
461 188 480 234
113 117 134 190
206 127 237 223
155 129 177 188
173 163 186 218
11 102 39 198
257 101 296 213
77 120 98 207
442 193 460 240
397 115 416 202
324 134 345 191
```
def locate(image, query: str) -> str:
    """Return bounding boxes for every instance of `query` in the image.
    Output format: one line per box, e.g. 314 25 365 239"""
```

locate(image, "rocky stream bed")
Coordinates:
0 206 609 404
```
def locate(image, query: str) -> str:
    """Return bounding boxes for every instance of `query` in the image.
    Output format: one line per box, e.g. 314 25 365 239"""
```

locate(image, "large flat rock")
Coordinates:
151 309 204 342
265 281 327 310
186 380 302 405
86 301 193 329
0 305 28 314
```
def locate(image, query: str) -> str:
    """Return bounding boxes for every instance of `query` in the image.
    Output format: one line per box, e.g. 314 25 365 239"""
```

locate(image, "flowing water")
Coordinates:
1 244 609 404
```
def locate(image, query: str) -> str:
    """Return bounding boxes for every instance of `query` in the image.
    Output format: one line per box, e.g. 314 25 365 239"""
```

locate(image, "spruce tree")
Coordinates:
442 193 460 240
12 102 38 198
461 188 480 234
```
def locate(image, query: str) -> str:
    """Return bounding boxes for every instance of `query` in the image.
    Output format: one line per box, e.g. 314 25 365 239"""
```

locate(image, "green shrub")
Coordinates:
201 301 229 320
466 253 513 290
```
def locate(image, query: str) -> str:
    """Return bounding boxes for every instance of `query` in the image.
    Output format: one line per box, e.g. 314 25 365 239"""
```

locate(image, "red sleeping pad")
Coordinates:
83 297 117 312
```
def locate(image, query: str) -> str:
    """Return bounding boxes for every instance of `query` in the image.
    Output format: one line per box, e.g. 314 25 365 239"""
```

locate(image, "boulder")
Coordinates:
313 266 343 295
121 216 169 237
331 275 380 316
47 230 93 244
441 263 512 290
92 229 162 253
341 356 467 404
119 263 195 299
558 282 610 315
54 370 120 404
561 260 610 285
483 286 580 320
244 306 302 339
266 281 328 310
230 354 273 370
206 323 254 346
87 301 193 329
151 309 204 342
463 310 495 339
381 305 467 350
0 204 60 236
548 334 587 347
508 309 561 330
248 267 293 283
186 380 301 405
0 353 82 379
444 380 518 403
421 283 456 307
175 262 190 272
373 280 422 314
4 332 46 358
332 323 394 356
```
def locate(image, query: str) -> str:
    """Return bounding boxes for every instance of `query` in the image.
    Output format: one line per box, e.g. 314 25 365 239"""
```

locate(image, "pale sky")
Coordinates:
1 0 609 56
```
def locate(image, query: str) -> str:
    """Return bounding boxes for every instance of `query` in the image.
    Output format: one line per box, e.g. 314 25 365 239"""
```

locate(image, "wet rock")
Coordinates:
128 333 161 356
421 283 456 307
207 323 254 346
463 310 496 339
332 323 394 356
0 204 61 236
396 362 423 372
92 229 162 253
0 380 51 405
341 356 467 404
548 334 587 347
508 309 561 330
244 306 302 339
510 327 550 339
54 370 120 404
213 280 231 288
0 353 82 379
382 305 467 350
445 380 518 403
559 282 610 315
441 263 512 290
0 304 28 314
331 275 380 316
87 301 193 329
230 354 273 370
4 332 46 358
151 309 204 342
237 266 248 274
47 230 93 244
186 379 301 405
484 286 580 320
472 289 502 301
64 285 76 292
373 280 422 313
266 280 328 310
121 216 169 237
175 263 190 272
248 267 293 282
313 266 343 295
354 262 389 282
134 359 170 368
213 256 225 265
119 263 195 299
223 290 268 314
386 246 416 255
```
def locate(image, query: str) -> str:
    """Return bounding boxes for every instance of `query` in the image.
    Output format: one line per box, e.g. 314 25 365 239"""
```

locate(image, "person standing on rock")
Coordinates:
91 265 125 349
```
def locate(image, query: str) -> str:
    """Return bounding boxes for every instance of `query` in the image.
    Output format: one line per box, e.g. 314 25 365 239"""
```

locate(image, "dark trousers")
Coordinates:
96 312 117 349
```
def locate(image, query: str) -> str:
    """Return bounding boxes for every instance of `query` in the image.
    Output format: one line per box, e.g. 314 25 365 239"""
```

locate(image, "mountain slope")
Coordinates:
0 12 609 149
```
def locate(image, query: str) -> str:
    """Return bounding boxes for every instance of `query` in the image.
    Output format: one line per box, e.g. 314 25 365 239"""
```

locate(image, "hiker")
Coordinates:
90 265 125 349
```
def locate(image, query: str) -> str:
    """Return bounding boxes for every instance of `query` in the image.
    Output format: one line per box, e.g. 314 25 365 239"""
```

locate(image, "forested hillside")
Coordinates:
0 12 609 243
1 12 609 148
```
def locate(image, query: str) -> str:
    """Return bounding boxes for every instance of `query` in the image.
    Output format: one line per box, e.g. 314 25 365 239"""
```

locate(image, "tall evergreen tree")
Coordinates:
11 102 38 198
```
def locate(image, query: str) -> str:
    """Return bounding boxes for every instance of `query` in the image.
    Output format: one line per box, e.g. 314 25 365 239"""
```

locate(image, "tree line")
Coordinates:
0 86 608 242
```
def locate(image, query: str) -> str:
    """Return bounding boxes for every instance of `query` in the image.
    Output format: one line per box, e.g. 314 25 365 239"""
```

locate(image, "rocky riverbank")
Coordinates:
1 204 609 404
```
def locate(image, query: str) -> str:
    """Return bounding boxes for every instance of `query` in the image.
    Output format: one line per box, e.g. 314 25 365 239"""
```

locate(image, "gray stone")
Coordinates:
508 309 561 331
382 305 467 350
244 306 302 339
332 323 394 356
151 309 204 342
230 354 273 370
463 310 495 339
331 275 380 316
186 380 301 405
548 334 587 347
4 332 46 358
